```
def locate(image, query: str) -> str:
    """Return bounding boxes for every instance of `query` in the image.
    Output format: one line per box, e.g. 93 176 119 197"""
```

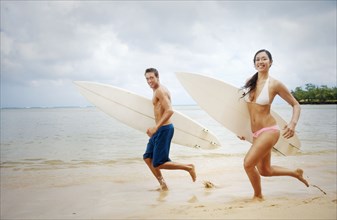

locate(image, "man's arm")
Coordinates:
156 88 174 129
147 89 174 137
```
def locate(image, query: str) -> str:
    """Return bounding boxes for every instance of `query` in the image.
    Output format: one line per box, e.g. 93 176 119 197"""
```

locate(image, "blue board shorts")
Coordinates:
143 124 174 167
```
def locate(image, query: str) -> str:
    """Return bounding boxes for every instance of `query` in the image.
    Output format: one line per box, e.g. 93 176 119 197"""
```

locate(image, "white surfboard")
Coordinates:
74 81 221 150
176 72 301 156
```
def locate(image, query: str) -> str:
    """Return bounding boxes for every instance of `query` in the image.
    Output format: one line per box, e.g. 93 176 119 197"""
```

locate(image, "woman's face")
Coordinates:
254 52 272 73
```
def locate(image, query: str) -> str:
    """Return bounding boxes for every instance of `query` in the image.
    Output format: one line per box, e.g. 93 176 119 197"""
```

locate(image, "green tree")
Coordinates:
305 83 316 102
292 87 305 101
292 84 337 104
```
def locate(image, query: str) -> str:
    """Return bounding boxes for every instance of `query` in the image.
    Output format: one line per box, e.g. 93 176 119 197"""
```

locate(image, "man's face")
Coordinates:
145 72 159 89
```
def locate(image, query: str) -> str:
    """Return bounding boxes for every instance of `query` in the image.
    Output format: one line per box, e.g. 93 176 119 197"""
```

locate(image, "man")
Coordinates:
143 68 196 191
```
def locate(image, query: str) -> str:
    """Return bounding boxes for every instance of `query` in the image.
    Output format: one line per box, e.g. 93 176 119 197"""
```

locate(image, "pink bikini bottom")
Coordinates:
252 125 280 138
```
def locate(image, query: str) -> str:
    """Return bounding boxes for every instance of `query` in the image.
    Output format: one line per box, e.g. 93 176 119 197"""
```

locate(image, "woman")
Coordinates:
240 49 309 201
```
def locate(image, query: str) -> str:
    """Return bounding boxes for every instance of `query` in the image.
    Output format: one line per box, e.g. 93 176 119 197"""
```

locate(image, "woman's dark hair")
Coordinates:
242 49 273 98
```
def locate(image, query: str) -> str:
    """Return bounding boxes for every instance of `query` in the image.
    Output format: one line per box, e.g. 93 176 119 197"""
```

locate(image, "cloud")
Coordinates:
1 1 336 107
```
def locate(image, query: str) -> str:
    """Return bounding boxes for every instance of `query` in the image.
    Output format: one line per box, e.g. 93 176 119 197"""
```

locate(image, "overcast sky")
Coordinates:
1 1 336 107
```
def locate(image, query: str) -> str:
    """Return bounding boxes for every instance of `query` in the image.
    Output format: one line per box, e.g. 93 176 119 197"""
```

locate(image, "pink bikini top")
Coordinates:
244 77 271 105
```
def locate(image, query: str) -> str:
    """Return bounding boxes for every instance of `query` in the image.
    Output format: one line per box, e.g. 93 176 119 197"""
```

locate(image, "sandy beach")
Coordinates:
1 152 336 219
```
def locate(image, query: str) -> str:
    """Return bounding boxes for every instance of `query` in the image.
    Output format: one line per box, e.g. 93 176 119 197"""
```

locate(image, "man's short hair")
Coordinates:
145 68 159 77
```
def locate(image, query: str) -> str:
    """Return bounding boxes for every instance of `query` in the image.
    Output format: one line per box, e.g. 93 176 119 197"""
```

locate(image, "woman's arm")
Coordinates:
275 80 301 139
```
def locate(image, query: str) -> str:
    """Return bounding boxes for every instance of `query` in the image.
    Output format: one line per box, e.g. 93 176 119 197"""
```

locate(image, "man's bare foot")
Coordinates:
296 169 309 187
158 177 168 191
160 184 168 191
188 164 196 182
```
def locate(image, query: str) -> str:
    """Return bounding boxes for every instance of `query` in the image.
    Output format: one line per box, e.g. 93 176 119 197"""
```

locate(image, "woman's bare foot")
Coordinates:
296 169 309 187
188 164 196 182
252 195 264 202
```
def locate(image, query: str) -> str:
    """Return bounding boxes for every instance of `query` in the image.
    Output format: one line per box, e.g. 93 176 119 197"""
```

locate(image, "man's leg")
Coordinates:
158 162 196 182
144 158 168 190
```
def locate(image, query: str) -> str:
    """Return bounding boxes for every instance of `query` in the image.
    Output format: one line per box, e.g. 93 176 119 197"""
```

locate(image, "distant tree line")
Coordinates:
291 84 337 104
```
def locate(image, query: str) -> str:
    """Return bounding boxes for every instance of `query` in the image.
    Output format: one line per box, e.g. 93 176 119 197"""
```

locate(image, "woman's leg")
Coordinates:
244 131 280 199
257 148 309 187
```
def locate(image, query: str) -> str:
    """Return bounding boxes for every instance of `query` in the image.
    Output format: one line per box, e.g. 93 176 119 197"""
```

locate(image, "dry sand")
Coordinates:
1 152 336 219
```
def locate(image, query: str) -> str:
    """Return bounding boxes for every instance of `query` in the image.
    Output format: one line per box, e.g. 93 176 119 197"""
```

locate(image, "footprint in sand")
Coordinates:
203 180 216 189
187 195 198 203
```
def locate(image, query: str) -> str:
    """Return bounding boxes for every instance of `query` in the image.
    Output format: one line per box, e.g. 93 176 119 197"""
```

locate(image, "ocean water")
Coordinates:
1 105 336 165
1 105 336 219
